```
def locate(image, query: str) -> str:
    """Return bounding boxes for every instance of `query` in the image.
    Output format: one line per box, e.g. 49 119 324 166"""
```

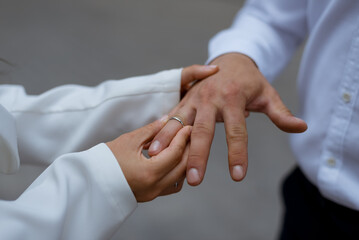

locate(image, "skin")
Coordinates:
107 120 192 202
106 65 219 202
148 53 308 186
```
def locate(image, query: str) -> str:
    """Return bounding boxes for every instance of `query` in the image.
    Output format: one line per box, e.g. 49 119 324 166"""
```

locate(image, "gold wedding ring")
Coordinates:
169 116 185 127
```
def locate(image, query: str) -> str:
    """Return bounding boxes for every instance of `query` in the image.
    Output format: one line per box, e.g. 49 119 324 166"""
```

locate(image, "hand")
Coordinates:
106 117 192 202
180 64 219 97
148 53 307 186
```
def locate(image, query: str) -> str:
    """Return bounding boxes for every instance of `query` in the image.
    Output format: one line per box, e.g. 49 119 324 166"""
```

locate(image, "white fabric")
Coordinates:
0 68 182 239
0 105 19 174
208 0 359 210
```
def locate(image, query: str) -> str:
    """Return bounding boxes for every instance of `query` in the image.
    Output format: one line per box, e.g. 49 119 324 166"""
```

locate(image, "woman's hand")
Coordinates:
106 116 191 202
180 64 219 97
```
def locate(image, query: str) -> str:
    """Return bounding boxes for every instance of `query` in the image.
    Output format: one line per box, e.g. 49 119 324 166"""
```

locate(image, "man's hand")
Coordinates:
148 53 307 186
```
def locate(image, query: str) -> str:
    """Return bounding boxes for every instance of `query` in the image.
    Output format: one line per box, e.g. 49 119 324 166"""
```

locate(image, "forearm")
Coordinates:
0 69 181 166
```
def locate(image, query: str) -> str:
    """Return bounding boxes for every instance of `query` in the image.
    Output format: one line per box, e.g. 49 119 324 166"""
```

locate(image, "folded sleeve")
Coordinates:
0 69 181 167
207 0 308 82
0 143 137 240
0 105 20 174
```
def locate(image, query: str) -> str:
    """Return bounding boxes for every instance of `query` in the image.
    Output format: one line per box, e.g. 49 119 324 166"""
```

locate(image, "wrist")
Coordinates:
210 52 258 69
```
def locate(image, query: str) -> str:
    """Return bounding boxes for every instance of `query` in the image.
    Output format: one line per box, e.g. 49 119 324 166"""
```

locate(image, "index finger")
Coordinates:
150 126 191 177
186 107 216 186
148 119 183 155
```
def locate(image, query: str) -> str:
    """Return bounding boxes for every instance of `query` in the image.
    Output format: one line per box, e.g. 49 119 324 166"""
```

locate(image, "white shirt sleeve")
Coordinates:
0 69 181 167
0 68 182 238
208 0 308 82
0 143 137 240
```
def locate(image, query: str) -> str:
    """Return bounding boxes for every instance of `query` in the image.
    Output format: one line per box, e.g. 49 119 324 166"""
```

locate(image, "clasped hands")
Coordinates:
107 53 307 203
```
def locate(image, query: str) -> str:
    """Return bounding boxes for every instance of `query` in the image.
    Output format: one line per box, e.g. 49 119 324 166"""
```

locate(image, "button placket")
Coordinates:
318 28 359 192
342 92 351 103
326 158 336 167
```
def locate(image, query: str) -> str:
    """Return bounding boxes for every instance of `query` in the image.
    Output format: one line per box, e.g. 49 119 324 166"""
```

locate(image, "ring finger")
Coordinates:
148 107 195 156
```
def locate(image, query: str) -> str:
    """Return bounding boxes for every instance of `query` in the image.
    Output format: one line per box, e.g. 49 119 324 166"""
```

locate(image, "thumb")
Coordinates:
131 115 169 146
265 91 307 133
151 126 192 177
181 65 219 87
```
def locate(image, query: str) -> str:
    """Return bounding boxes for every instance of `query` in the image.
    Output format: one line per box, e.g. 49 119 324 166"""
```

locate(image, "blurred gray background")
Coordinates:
0 0 304 239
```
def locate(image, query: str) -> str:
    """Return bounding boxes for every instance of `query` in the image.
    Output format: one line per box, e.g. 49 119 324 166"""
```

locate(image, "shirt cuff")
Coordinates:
207 13 294 82
88 143 138 219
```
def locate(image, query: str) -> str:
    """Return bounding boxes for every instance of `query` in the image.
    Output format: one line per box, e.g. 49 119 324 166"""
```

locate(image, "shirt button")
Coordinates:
342 92 351 103
327 158 336 167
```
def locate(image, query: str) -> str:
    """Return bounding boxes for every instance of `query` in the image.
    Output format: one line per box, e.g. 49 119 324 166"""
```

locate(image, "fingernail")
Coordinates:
206 65 217 69
232 165 244 181
293 116 305 122
159 115 168 123
187 168 200 184
149 140 160 153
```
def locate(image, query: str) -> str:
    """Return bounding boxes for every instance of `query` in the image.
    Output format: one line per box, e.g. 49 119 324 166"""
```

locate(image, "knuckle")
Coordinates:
228 149 247 164
176 101 186 109
226 124 248 143
188 151 204 164
193 122 213 138
277 104 292 115
161 127 176 138
269 91 292 115
222 81 240 98
171 144 185 157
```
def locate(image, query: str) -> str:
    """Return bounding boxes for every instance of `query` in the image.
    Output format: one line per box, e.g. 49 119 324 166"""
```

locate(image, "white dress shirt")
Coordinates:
208 0 359 210
0 69 181 239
